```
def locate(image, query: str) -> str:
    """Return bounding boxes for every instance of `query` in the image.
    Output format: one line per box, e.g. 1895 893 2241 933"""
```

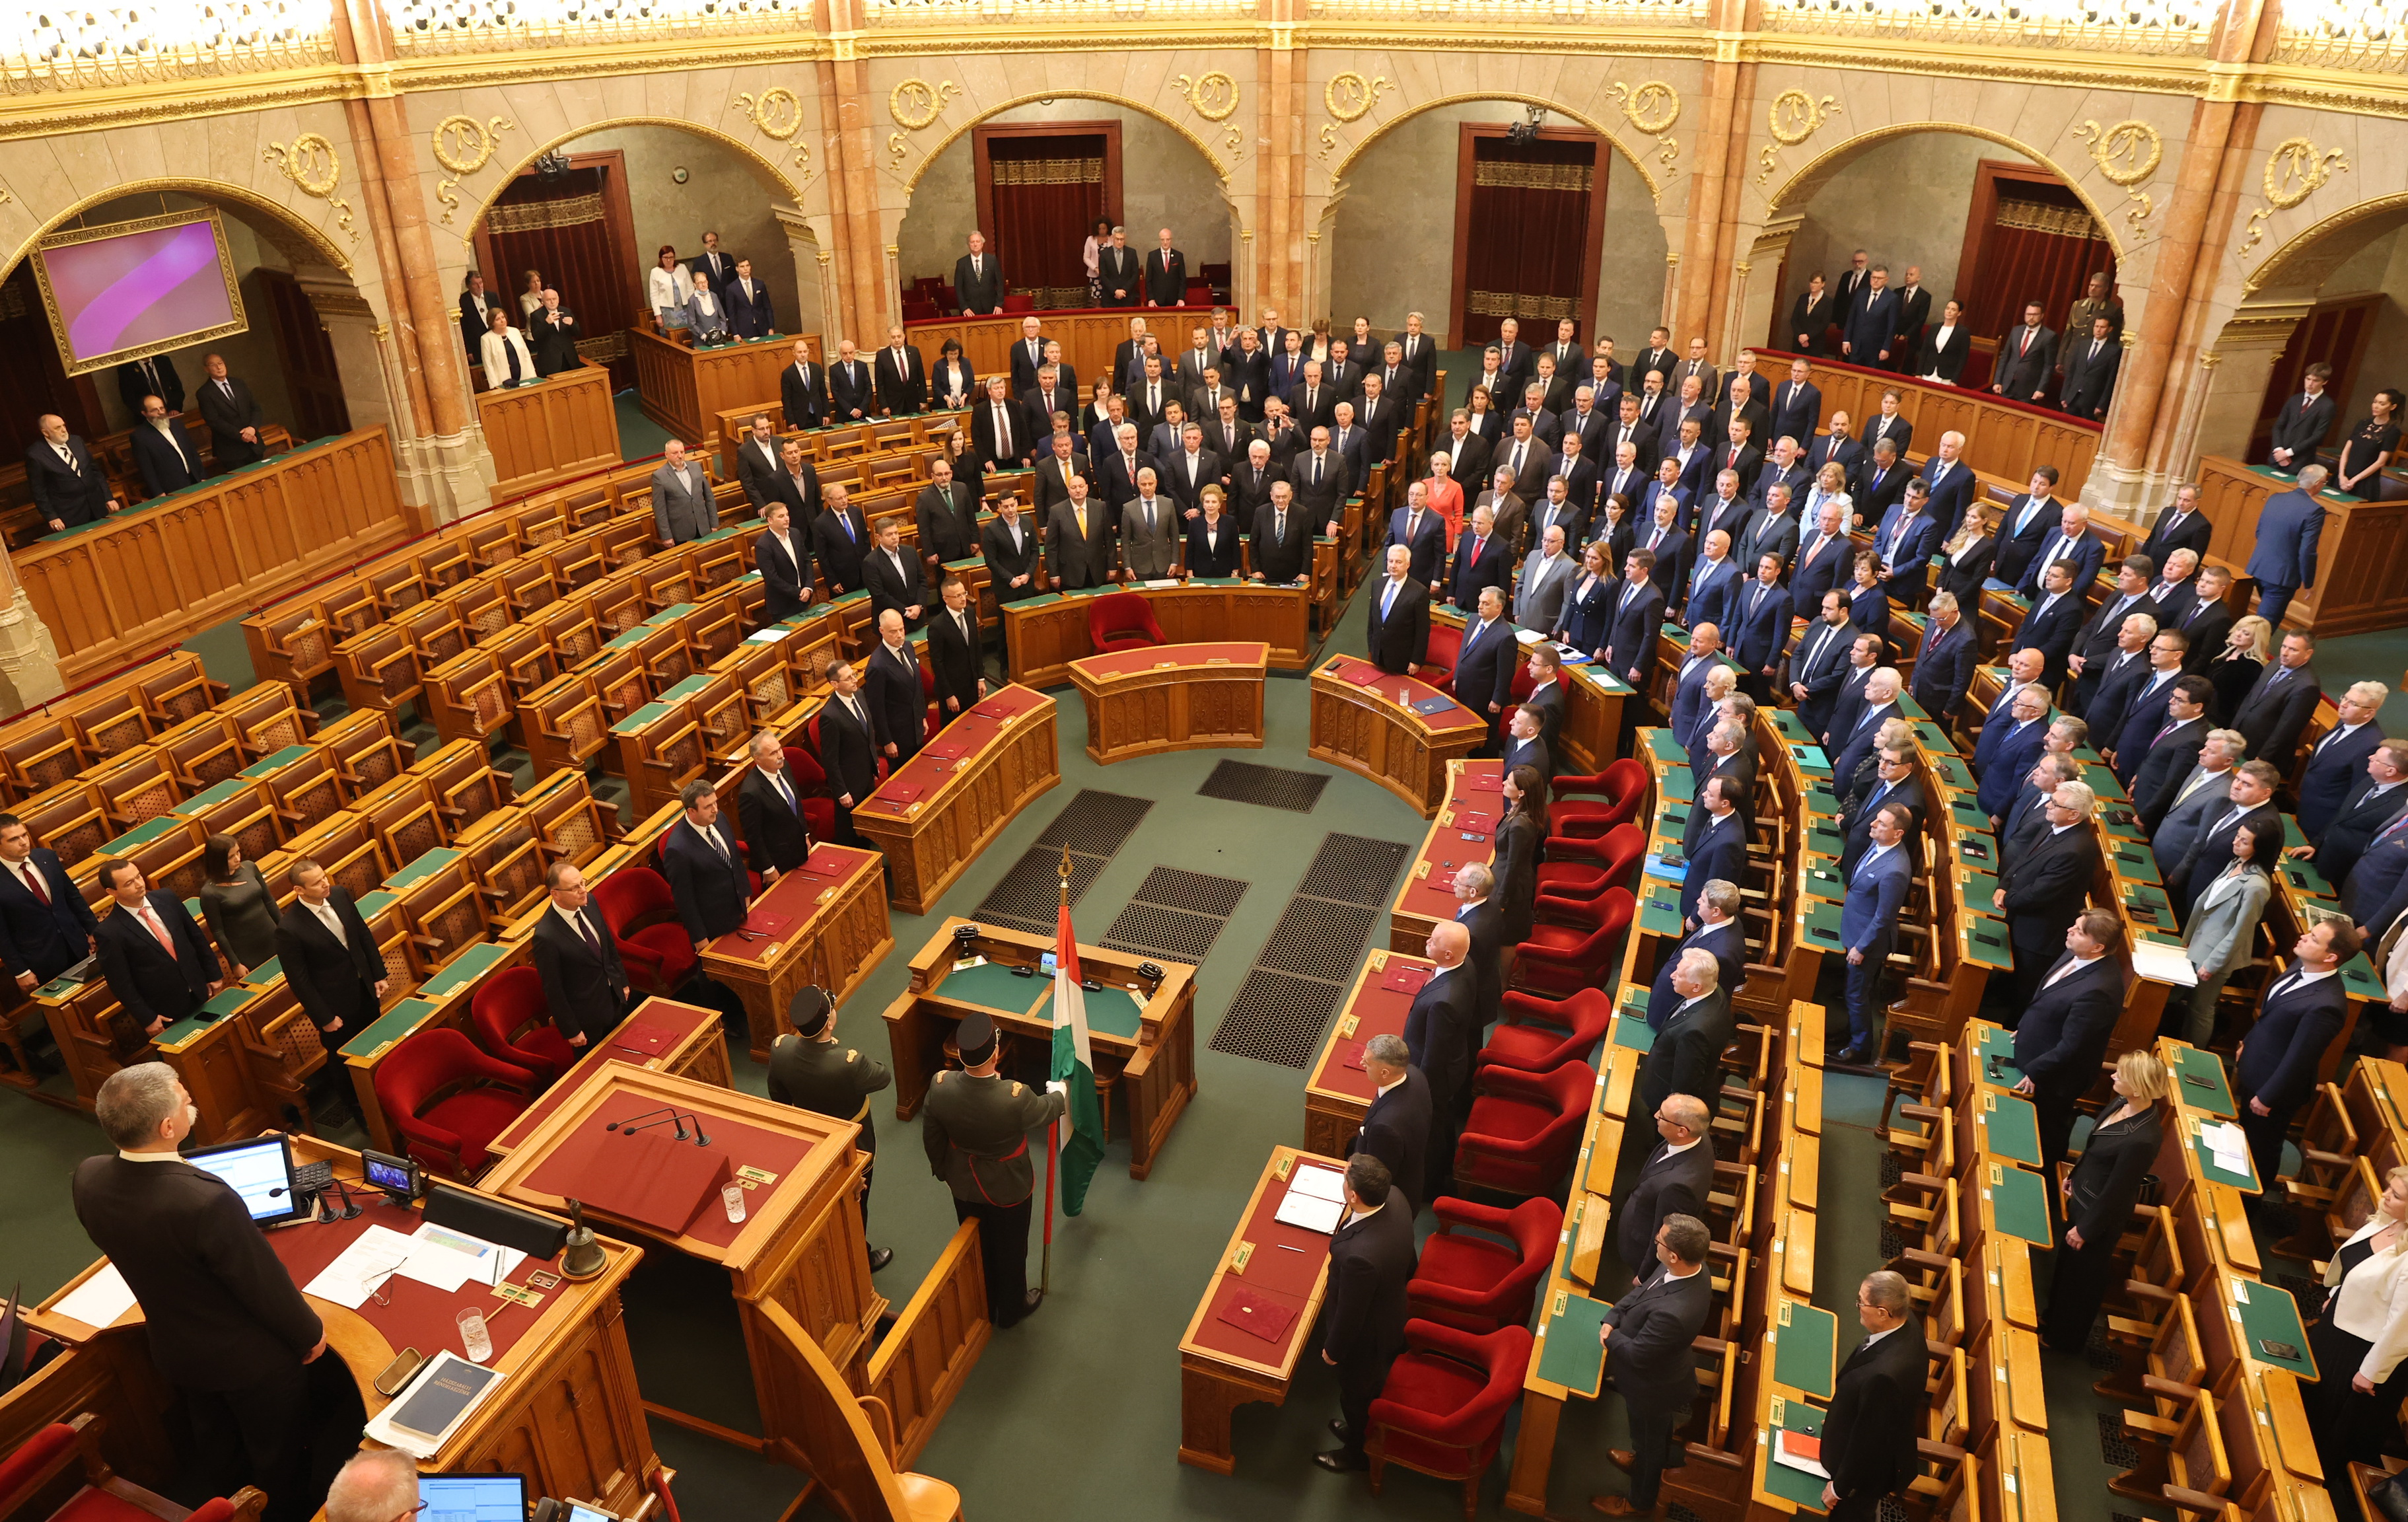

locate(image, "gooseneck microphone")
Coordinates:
606 1106 711 1146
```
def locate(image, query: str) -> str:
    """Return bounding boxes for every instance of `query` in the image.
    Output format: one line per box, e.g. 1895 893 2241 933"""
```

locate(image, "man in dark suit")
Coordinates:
1316 1153 1417 1472
737 732 815 880
1096 229 1141 306
72 1063 326 1522
1142 228 1187 307
724 258 775 338
1679 777 1751 929
1837 802 1914 1064
952 231 1005 314
0 813 98 992
2235 920 2356 1194
1032 433 1085 516
2170 762 2283 917
864 613 928 768
1789 501 1855 610
1785 591 1856 740
1366 545 1431 675
528 289 581 375
1767 357 1822 451
1859 392 1913 464
1820 1272 1927 1522
458 270 496 352
1598 550 1667 689
1348 1033 1431 1215
1888 270 1934 373
2248 468 2329 627
530 861 631 1046
780 338 828 429
828 340 874 423
2297 740 2408 892
1047 478 1119 591
1870 482 1943 604
1711 375 1770 459
2012 562 2087 689
2232 630 2322 773
128 394 208 497
1992 469 2067 589
273 860 387 1040
2057 315 2122 419
732 414 792 515
116 352 184 416
24 415 118 530
970 375 1031 474
2012 908 2127 1166
1977 688 2054 821
196 354 266 467
872 327 926 415
1448 585 1518 749
1841 265 1902 367
1289 427 1351 528
927 577 985 724
2141 482 2214 570
1995 782 2103 1009
1806 412 1864 489
94 859 219 1038
1612 1093 1714 1287
1500 705 1551 781
1911 592 1977 721
2125 677 2215 828
1449 505 1510 612
1732 555 1793 697
1992 302 2057 404
1594 1213 1716 1517
2014 502 2104 600
756 499 814 621
862 520 926 628
1917 432 1978 537
661 780 750 949
812 483 870 595
1853 438 1907 525
913 458 982 572
980 499 1041 604
1838 744 1924 879
2266 363 2336 472
815 662 880 847
1627 950 1734 1153
1250 482 1313 585
2296 682 2388 838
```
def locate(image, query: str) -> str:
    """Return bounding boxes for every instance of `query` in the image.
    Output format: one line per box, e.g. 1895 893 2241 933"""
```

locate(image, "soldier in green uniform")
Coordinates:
767 986 894 1272
922 1011 1067 1327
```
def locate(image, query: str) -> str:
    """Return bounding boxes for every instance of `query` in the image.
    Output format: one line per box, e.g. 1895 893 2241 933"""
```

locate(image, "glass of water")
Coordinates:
456 1305 493 1363
722 1182 748 1224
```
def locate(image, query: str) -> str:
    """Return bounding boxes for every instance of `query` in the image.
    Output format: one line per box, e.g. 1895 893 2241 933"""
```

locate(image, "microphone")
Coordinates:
274 1176 362 1220
605 1106 676 1134
613 1106 711 1145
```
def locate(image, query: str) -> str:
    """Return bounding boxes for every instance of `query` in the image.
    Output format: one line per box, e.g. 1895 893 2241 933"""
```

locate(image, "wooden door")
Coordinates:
2249 292 2380 462
257 268 351 441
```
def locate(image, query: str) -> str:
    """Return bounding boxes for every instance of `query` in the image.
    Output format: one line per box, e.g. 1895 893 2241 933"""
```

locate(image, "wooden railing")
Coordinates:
628 328 820 454
476 360 624 501
863 1221 992 1470
1748 349 2102 496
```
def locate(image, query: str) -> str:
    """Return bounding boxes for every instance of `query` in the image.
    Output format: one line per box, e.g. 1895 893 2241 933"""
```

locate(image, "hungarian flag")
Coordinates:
1049 902 1106 1217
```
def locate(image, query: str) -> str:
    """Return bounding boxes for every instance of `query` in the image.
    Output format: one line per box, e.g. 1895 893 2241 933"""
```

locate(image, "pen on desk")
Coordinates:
1276 1245 1308 1253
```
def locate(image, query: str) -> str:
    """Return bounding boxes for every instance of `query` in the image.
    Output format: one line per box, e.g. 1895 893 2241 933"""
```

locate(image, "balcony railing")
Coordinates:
1759 0 2212 54
388 0 810 53
1304 0 1707 18
863 0 1254 24
2275 0 2408 69
0 2 336 94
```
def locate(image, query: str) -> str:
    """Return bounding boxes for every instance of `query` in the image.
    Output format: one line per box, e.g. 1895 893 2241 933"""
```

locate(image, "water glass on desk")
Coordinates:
456 1305 493 1363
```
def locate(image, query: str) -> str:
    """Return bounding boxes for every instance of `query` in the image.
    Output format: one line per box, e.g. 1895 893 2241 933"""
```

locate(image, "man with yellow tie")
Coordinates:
1045 473 1118 590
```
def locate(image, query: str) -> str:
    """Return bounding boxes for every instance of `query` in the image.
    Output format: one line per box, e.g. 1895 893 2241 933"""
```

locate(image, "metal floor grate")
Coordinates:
2096 1411 2141 1470
1210 968 1348 1068
1102 903 1230 962
1126 866 1251 919
1197 759 1329 815
1294 833 1411 907
1035 790 1154 855
1255 900 1380 977
969 789 1152 934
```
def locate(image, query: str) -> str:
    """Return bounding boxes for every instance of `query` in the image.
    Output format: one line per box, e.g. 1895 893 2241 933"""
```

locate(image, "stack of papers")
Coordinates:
52 1264 138 1328
399 1223 526 1291
302 1225 419 1309
1773 1430 1829 1478
1273 1163 1349 1233
2204 1121 2251 1176
2129 939 2199 987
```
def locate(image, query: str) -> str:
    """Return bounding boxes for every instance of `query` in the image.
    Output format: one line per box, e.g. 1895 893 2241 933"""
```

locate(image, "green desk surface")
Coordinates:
1799 900 1843 952
653 601 701 622
155 988 259 1050
240 744 313 778
1643 731 1687 766
2343 953 2384 1001
1985 1163 2053 1245
1801 783 1840 818
1638 890 1685 938
1536 1294 1611 1395
1761 1396 1829 1509
936 960 1047 1018
1800 864 1845 904
2246 462 2363 503
1908 720 1954 753
2195 1124 2260 1192
1961 916 2014 970
1895 691 1930 722
384 848 464 891
175 778 255 813
1952 833 1995 869
98 817 183 855
1571 665 1635 696
1611 1013 1657 1054
2168 1044 2236 1117
602 627 649 652
2080 762 2129 803
656 674 713 704
2109 843 2162 884
1659 802 1693 836
1660 768 1695 803
1771 1299 1838 1398
2125 883 2171 916
1947 801 1991 832
242 957 282 987
340 996 442 1059
1977 1092 2042 1165
1804 822 1843 858
1081 986 1144 1039
1769 711 1813 743
2232 1278 2317 1378
1975 1025 2022 1087
419 942 512 1001
1928 755 1975 792
1957 869 2000 904
355 890 397 918
1788 744 1832 777
2100 814 2147 846
2279 858 2335 899
610 700 674 735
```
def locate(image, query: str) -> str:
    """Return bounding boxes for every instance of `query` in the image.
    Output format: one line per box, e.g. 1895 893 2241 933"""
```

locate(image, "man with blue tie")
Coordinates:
1909 592 1977 722
1829 669 1902 793
1991 468 2063 587
2234 919 2356 1198
1734 556 1792 702
2248 464 2329 627
1917 430 1977 535
1841 264 1902 369
1652 879 1745 1023
1839 744 1923 879
1678 777 1750 929
2103 629 2190 781
1385 483 1449 590
2074 613 2157 748
1820 635 1884 752
1872 480 1942 604
2125 673 2214 825
2296 682 2390 836
1600 549 1666 688
2063 558 2158 716
2012 562 2086 688
1768 357 1821 449
1697 470 1755 548
1451 586 1518 752
1787 592 1859 741
1968 645 2047 752
2297 739 2408 895
1450 865 1506 1042
1668 626 1724 740
1837 802 1915 1064
1366 546 1431 677
1977 688 2053 822
1684 530 1742 632
2015 503 2104 600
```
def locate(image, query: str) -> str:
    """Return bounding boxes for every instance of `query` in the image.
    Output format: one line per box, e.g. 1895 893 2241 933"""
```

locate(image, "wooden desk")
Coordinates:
2194 454 2408 635
1388 760 1502 952
1302 951 1430 1157
1427 606 1634 775
882 919 1197 1180
1308 656 1485 816
851 685 1059 916
696 844 894 1064
629 329 814 454
17 1133 658 1511
1000 581 1311 688
337 939 530 1155
476 361 621 501
1176 1145 1337 1473
1069 640 1267 764
487 996 732 1157
478 1064 888 1422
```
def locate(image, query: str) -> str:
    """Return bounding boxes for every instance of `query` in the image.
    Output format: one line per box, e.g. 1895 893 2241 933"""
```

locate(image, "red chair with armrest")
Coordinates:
781 745 841 842
1478 986 1616 1075
1365 1320 1535 1518
1511 885 1633 999
0 1414 264 1522
1496 655 1540 742
1453 1059 1595 1196
1420 621 1460 691
591 865 698 995
1088 592 1166 653
470 965 578 1089
1405 1196 1561 1332
1550 756 1649 836
372 1027 536 1180
1534 822 1645 904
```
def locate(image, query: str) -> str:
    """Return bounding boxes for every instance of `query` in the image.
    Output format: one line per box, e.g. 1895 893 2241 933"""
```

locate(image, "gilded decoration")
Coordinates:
1606 79 1682 169
2239 136 2351 260
1324 71 1392 122
1757 88 1839 185
732 87 805 140
2071 118 2162 236
1172 71 1240 122
432 114 515 227
889 77 960 129
263 131 361 245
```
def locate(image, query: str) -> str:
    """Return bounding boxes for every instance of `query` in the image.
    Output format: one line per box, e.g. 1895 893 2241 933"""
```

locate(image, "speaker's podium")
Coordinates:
476 1064 890 1451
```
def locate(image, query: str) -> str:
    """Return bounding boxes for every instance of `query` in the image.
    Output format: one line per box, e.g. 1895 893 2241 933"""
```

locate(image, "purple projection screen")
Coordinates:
34 211 244 375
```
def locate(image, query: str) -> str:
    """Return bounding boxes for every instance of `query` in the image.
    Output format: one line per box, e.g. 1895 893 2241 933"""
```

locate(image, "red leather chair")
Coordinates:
1088 592 1166 652
780 745 840 842
1420 620 1460 691
917 651 942 742
1534 822 1645 905
1454 1060 1595 1196
372 1028 536 1180
470 966 578 1089
1365 1320 1534 1516
1551 756 1649 837
590 867 697 995
0 1414 263 1522
1497 654 1540 742
1479 986 1616 1075
1511 886 1633 999
1406 1196 1561 1332
1001 293 1036 312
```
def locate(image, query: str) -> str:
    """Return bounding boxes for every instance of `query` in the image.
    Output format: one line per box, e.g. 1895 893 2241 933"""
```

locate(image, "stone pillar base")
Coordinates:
390 429 497 528
0 589 66 713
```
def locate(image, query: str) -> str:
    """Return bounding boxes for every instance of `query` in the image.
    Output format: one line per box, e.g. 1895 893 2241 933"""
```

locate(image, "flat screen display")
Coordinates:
181 1136 303 1226
32 209 245 375
416 1473 527 1522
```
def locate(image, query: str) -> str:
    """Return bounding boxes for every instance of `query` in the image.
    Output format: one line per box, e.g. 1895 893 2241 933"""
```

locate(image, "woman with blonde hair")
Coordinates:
2209 613 2275 721
2306 1163 2408 1491
1936 504 1999 604
1425 448 1466 552
2040 1048 2168 1350
520 269 546 318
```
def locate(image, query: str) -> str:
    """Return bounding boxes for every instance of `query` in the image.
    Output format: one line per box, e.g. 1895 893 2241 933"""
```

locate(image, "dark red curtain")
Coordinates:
1962 197 2117 345
484 166 640 380
987 135 1105 308
1458 138 1595 349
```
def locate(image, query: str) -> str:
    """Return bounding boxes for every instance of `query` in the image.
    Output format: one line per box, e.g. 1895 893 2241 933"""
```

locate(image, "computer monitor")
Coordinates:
181 1136 308 1227
417 1472 528 1522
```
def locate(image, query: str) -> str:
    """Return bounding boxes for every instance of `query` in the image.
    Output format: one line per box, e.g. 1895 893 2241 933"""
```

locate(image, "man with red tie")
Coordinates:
93 859 221 1037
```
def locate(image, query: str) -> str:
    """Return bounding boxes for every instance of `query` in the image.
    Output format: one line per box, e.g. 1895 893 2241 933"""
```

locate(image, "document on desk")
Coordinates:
1773 1430 1830 1479
52 1264 138 1328
399 1223 525 1293
2203 1121 2251 1176
303 1225 419 1309
1274 1163 1349 1233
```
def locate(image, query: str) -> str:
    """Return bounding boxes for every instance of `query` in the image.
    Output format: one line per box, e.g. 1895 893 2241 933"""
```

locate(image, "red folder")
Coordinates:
1339 1040 1368 1071
1463 774 1503 793
1217 1288 1299 1344
797 852 845 877
1382 964 1431 994
883 784 923 804
1456 811 1497 834
536 1117 734 1236
1339 663 1380 687
611 1023 674 1056
924 739 969 760
743 909 795 938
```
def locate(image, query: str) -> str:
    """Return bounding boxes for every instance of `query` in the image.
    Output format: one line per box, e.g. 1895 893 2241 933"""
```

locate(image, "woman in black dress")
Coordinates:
1557 541 1615 657
2040 1049 2168 1350
2207 614 2273 724
931 338 975 411
2306 1163 2408 1504
1588 493 1637 573
1915 298 1971 385
1934 505 1998 604
1847 551 1890 645
2337 387 2400 498
196 833 277 981
1493 766 1549 950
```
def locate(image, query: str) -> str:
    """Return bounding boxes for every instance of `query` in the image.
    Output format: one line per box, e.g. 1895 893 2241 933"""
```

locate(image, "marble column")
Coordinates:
1732 215 1804 362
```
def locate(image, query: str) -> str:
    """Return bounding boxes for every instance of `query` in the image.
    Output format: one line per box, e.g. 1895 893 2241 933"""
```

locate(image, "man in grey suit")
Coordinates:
1514 523 1575 632
1119 469 1182 579
651 439 715 545
2150 729 2246 882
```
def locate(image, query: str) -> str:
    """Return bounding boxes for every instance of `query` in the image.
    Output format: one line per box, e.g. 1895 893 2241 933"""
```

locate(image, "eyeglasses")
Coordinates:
385 1504 429 1522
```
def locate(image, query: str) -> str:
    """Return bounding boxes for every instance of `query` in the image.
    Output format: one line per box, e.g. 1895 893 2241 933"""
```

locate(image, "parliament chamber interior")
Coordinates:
7 1 2408 1519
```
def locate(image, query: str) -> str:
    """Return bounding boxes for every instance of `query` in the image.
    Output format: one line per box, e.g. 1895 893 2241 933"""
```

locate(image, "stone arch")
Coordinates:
902 91 1243 199
1 176 355 286
1764 122 2125 261
465 116 806 231
2244 190 2408 299
1329 91 1667 205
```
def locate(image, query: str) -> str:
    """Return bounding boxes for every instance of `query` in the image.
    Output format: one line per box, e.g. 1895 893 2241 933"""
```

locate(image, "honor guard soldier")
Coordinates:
922 1011 1067 1327
767 986 894 1272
